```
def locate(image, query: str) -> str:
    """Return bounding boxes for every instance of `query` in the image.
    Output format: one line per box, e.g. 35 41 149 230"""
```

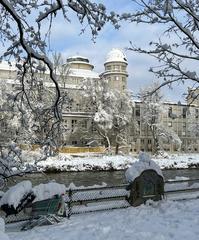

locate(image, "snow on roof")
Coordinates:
105 48 127 64
125 152 163 183
0 181 32 209
69 68 99 79
44 81 81 89
68 55 88 59
67 55 89 60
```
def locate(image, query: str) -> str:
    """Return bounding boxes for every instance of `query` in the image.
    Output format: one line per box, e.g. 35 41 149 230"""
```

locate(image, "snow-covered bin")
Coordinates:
125 152 164 206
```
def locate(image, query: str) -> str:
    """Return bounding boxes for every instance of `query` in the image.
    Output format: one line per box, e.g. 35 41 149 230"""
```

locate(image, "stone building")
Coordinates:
132 101 199 153
0 49 198 152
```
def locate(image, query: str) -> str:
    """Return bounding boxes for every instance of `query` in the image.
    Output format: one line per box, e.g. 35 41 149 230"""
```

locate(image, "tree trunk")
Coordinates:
105 135 111 153
115 143 119 155
150 125 160 154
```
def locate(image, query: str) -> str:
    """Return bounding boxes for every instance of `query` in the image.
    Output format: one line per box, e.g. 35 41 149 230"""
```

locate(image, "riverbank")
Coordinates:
24 151 199 172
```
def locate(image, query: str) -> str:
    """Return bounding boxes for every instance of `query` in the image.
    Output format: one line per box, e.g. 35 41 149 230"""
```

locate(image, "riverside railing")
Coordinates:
1 178 199 223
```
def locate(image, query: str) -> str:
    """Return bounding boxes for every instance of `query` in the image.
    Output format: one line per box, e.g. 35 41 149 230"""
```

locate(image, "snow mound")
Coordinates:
0 181 32 209
125 152 163 183
33 182 66 202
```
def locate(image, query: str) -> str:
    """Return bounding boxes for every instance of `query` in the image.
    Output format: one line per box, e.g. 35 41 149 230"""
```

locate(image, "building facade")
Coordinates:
0 49 198 152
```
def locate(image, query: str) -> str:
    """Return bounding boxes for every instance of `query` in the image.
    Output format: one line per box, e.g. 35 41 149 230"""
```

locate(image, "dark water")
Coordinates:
8 168 199 188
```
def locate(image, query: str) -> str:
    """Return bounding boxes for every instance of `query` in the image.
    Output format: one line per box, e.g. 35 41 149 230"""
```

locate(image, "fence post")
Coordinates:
67 188 73 219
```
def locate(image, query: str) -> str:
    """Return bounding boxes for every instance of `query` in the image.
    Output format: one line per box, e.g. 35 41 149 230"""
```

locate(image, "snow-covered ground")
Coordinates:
24 151 199 172
5 198 199 240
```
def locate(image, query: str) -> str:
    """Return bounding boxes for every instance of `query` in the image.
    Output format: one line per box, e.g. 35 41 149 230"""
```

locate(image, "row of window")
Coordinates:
168 107 199 119
106 76 126 82
135 107 199 119
106 65 126 71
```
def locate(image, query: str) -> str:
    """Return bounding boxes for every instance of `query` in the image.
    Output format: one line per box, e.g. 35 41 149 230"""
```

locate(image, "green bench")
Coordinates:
21 195 65 231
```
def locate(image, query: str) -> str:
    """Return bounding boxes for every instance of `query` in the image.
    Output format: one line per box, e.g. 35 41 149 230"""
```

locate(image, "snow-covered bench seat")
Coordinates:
0 181 35 216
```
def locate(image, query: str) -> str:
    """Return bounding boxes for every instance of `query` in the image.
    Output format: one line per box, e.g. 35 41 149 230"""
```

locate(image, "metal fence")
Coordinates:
65 184 130 219
1 178 199 224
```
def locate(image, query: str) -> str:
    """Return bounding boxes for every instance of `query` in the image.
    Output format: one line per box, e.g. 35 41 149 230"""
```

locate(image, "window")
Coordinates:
63 119 67 127
81 120 87 129
168 107 172 117
135 109 140 117
141 139 145 144
71 119 77 132
196 109 199 119
114 65 120 70
91 120 97 132
148 139 152 144
106 66 111 71
182 107 187 118
72 141 77 145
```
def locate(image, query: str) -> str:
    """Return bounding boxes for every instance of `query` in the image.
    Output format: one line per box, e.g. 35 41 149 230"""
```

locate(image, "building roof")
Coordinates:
69 68 99 79
67 56 90 64
105 48 127 64
0 61 16 71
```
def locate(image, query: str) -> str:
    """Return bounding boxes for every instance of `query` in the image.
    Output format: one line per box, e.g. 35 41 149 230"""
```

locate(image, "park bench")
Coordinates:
21 194 65 231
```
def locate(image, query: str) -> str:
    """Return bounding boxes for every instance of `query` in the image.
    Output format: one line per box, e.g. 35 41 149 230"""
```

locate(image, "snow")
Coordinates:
105 48 127 63
0 218 10 240
0 181 32 209
32 154 134 172
33 182 66 202
6 198 199 240
125 152 163 183
69 68 99 79
0 181 66 209
23 151 199 172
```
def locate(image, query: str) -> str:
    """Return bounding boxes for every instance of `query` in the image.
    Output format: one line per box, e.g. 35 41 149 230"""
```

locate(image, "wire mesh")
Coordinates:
2 179 199 223
1 185 130 223
65 185 130 218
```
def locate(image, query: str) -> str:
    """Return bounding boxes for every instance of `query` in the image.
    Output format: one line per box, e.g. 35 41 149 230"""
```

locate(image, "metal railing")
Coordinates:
1 178 199 223
65 184 129 219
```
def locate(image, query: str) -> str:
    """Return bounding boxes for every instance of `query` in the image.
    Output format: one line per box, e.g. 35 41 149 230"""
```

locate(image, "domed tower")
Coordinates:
65 55 99 86
101 49 128 91
66 55 94 71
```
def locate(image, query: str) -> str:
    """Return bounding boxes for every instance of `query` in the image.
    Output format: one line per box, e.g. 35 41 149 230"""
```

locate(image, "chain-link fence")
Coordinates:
1 178 199 224
65 184 130 219
1 184 130 223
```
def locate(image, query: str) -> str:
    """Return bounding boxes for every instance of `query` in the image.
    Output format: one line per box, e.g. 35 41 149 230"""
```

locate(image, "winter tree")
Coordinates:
82 78 136 154
0 1 119 183
122 0 199 100
0 0 118 117
140 83 181 153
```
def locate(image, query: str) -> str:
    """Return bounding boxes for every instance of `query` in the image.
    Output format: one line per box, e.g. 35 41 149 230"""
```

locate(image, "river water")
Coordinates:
8 168 199 188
